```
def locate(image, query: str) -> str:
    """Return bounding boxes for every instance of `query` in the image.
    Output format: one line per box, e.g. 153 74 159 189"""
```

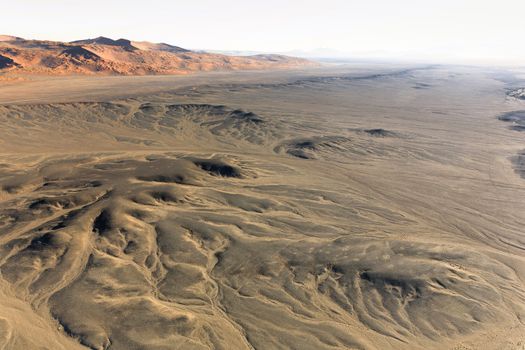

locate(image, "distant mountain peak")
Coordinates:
71 36 137 51
131 41 189 53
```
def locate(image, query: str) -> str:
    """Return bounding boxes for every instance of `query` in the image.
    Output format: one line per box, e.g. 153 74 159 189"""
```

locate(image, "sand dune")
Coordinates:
1 66 525 349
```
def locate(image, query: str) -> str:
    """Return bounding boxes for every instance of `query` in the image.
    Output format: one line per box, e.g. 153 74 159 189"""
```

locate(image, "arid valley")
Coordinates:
0 63 524 350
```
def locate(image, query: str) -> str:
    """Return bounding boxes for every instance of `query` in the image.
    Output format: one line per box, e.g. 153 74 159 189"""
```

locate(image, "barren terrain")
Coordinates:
0 65 524 350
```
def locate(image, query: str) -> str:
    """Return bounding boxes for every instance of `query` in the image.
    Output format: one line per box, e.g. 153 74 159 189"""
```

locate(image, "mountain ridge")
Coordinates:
0 35 317 77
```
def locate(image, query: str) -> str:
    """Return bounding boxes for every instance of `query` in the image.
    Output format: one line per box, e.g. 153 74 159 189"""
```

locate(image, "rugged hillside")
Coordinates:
0 35 316 77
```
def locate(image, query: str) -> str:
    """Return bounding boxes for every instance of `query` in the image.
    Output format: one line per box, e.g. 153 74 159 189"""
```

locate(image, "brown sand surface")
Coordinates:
0 65 524 349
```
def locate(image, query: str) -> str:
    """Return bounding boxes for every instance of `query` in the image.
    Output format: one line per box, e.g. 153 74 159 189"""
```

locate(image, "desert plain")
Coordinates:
0 64 525 350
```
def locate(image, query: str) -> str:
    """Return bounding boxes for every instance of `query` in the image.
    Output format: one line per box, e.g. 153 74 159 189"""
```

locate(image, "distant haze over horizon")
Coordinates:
4 0 525 65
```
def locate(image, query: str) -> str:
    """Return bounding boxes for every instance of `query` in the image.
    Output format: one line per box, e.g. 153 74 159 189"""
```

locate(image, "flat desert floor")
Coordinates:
0 65 524 350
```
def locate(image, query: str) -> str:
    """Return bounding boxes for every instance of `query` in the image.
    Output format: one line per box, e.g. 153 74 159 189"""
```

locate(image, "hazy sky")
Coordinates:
3 0 525 63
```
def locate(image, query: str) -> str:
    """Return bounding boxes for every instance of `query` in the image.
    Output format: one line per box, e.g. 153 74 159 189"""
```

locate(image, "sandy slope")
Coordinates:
0 66 524 349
